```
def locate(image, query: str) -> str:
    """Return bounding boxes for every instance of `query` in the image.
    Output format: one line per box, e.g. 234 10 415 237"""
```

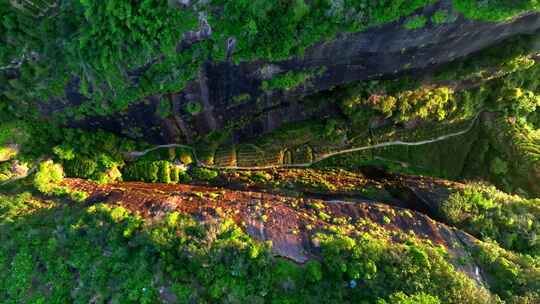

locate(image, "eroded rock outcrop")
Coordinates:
65 177 489 288
68 6 540 144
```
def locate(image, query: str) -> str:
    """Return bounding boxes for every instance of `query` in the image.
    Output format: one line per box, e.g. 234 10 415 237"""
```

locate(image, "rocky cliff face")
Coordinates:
67 5 540 144
64 175 489 288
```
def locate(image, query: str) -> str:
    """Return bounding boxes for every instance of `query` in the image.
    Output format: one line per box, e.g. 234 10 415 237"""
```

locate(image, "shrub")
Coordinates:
64 158 97 179
0 162 12 182
0 145 18 162
185 102 203 115
33 160 64 194
453 0 540 21
177 149 193 165
379 292 441 304
431 10 451 24
305 260 323 282
104 166 123 183
404 15 427 30
490 157 509 175
472 240 540 301
349 85 455 122
262 70 313 92
158 161 171 183
123 161 161 183
315 231 492 303
440 183 540 255
52 145 75 160
157 98 172 118
69 190 89 203
171 165 183 183
191 167 218 181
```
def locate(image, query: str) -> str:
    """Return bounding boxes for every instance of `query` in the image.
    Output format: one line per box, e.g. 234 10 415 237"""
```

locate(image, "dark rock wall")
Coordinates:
70 7 540 144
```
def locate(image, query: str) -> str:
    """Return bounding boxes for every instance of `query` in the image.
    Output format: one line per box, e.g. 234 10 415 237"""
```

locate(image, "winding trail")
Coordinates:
126 112 482 171
1 157 44 186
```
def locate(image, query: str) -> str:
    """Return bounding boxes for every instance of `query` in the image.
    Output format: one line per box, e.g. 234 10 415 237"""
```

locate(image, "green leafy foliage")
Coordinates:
1 0 437 121
404 15 427 30
453 0 540 21
431 10 452 24
64 158 97 179
210 0 435 62
343 82 455 122
185 101 203 115
262 69 320 92
52 129 140 182
191 167 218 181
472 240 540 302
123 160 188 183
440 183 540 256
378 292 441 304
0 193 496 303
33 160 64 194
157 98 172 118
123 160 161 183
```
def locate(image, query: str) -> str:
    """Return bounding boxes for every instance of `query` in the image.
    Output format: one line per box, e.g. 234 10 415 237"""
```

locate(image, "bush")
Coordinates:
157 98 172 118
473 240 540 301
262 70 313 92
176 148 193 165
123 161 161 183
440 183 540 255
64 158 97 179
69 190 89 203
171 165 181 183
33 160 64 194
185 102 203 115
453 0 540 21
431 10 451 24
347 84 455 122
0 162 12 182
379 292 441 304
490 157 509 175
158 161 171 183
315 231 492 303
305 260 323 282
52 145 75 160
191 167 218 181
404 15 427 30
123 160 182 183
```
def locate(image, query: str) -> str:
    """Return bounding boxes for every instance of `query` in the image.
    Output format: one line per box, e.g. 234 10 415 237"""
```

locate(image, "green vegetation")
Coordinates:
2 3 540 303
185 101 203 115
0 1 200 120
1 0 438 122
157 98 172 118
0 191 498 304
262 68 325 92
1 0 539 123
209 0 436 62
33 160 64 194
472 240 540 302
52 129 139 183
231 93 251 106
440 183 540 256
431 10 453 25
343 84 455 122
124 160 165 183
404 15 427 30
191 167 218 181
453 0 540 21
378 292 441 304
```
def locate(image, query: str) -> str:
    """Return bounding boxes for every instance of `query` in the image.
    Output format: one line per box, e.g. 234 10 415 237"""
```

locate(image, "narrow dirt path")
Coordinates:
127 112 482 170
